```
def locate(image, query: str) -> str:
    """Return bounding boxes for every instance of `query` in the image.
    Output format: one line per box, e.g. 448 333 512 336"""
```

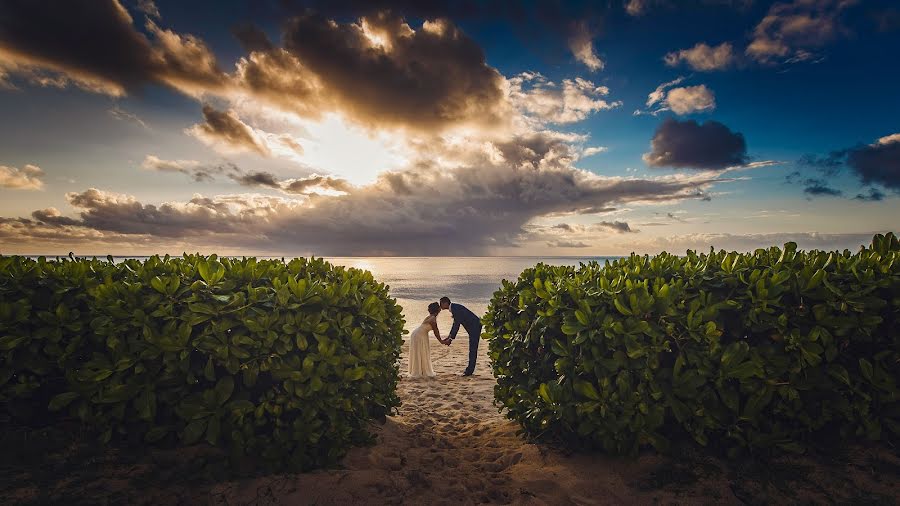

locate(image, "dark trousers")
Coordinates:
465 325 482 374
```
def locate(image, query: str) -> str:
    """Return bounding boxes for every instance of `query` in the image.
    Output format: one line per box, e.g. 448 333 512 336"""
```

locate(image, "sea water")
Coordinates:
326 257 616 337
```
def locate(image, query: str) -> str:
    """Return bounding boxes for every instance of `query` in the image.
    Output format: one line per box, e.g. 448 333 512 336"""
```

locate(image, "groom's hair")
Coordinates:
440 296 451 305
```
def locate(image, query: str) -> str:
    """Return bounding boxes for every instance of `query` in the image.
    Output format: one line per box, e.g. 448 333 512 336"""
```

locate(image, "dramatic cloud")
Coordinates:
746 0 854 63
0 0 225 96
800 133 900 192
643 118 749 170
15 133 726 255
664 42 734 71
509 72 620 124
568 22 604 71
0 164 44 190
664 85 716 115
276 12 507 131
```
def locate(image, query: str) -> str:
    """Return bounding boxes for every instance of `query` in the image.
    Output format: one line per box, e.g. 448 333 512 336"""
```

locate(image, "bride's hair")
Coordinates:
428 302 441 315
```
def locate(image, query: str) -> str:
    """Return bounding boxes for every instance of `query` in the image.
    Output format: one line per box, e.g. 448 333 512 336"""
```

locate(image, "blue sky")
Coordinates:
0 0 897 255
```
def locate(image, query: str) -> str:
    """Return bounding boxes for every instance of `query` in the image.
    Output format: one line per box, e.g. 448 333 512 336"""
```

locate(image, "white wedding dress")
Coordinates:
408 314 437 378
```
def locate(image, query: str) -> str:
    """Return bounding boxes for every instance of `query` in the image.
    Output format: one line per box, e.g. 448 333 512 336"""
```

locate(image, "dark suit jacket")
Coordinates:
448 302 480 340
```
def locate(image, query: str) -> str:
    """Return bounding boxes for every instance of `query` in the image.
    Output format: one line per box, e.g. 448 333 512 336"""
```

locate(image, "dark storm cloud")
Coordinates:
643 118 749 170
0 0 225 95
799 134 900 192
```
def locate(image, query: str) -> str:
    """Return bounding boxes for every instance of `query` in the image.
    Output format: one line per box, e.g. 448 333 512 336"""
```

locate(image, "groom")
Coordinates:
440 296 481 376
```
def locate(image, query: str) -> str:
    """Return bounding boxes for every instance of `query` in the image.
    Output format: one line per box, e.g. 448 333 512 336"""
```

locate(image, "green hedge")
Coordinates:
0 254 404 470
486 233 900 456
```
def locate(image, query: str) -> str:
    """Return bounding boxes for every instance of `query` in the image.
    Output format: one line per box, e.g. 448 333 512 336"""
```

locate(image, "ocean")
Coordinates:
325 257 616 337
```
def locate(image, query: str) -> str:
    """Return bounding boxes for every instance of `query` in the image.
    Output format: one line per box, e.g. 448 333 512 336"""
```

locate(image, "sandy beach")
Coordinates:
202 338 900 506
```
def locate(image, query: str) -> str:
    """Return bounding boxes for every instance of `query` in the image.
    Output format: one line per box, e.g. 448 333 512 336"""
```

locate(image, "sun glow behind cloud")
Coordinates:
298 113 409 185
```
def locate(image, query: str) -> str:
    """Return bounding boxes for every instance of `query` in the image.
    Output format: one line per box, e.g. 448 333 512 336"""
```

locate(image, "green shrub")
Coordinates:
485 233 900 456
0 254 404 470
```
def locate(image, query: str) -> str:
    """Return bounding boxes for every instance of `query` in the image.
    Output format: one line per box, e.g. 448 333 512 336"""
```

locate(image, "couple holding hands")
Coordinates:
408 297 481 378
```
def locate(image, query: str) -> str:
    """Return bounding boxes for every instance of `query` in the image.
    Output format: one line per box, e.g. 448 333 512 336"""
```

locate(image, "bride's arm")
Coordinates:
430 318 445 344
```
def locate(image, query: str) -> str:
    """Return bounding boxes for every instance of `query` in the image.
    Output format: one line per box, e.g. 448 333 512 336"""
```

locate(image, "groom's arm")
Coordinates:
448 317 460 341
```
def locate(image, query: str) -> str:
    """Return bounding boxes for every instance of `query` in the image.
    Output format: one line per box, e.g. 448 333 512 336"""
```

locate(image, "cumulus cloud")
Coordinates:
746 0 854 64
0 164 44 190
664 42 734 71
582 146 608 157
664 85 716 115
276 12 507 131
509 72 620 124
568 22 604 71
646 76 685 108
643 118 749 170
637 78 715 116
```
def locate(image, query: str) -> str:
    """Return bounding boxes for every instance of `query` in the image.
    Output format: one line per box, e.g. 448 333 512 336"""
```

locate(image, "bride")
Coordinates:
408 302 448 378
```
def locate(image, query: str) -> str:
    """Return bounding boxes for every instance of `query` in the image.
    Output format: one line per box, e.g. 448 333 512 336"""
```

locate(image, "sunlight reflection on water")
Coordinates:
326 257 616 337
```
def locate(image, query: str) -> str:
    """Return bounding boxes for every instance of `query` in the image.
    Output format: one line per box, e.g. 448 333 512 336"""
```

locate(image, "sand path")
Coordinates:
209 338 741 505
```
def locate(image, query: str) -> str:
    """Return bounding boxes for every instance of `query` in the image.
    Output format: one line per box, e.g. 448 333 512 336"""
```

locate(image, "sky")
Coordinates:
0 0 897 256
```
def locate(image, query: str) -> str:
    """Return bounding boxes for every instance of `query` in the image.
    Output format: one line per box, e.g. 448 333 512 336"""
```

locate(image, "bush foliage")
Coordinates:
486 233 900 456
0 254 404 470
